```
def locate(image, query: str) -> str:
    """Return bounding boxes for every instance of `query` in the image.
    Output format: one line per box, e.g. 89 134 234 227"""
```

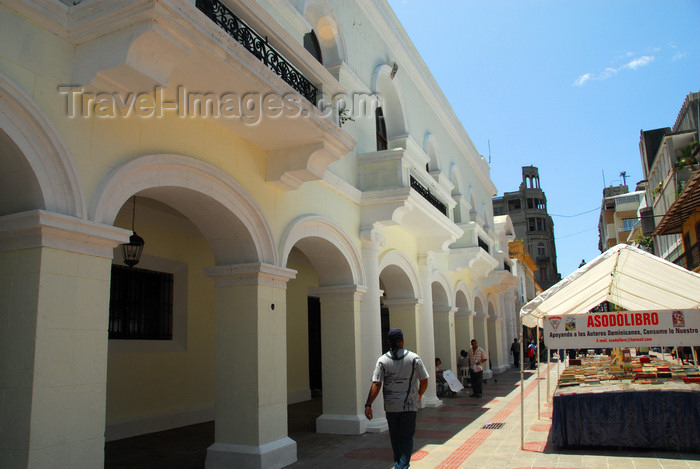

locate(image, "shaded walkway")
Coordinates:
105 363 700 468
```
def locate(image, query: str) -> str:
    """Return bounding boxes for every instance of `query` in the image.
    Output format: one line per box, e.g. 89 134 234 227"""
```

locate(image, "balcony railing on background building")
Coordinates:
410 176 447 215
671 241 700 272
196 0 318 104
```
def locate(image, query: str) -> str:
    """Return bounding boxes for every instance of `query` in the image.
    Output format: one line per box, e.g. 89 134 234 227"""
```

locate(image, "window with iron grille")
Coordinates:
109 265 174 340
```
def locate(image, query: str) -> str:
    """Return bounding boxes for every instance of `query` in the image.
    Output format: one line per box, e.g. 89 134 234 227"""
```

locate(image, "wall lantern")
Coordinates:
121 196 144 267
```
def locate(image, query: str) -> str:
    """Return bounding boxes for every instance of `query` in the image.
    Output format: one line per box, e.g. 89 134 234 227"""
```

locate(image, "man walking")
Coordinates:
365 329 429 469
467 339 487 398
510 338 520 368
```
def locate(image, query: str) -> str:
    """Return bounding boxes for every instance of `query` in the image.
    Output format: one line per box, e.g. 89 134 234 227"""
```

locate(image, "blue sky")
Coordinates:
386 0 700 279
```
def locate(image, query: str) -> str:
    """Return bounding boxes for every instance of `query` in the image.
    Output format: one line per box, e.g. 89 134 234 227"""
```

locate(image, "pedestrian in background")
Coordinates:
467 339 487 398
510 338 520 368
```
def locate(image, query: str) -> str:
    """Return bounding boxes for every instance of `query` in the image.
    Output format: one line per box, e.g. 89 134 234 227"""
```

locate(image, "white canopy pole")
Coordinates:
547 342 552 402
535 321 542 420
519 314 524 450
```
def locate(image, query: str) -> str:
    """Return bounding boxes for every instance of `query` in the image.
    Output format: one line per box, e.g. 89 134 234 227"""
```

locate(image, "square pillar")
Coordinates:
433 306 457 372
311 285 367 435
0 210 128 469
383 298 421 353
454 310 474 353
204 263 297 469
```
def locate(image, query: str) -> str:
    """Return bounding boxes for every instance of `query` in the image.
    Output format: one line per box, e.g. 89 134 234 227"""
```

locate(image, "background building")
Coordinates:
492 166 560 290
598 184 644 251
639 92 700 264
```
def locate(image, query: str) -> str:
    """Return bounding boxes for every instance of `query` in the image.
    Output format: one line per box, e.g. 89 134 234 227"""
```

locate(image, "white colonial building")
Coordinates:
0 0 521 467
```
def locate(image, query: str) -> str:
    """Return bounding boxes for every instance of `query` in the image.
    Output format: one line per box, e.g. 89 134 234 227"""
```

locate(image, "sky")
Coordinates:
385 0 700 279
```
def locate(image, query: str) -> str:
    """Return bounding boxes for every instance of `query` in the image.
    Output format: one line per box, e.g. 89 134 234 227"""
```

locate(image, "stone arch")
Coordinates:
454 281 472 313
430 270 452 308
280 215 364 287
372 64 409 141
424 133 440 172
449 164 467 224
473 290 487 317
91 154 276 266
454 282 473 351
0 73 84 218
378 249 421 299
300 0 347 67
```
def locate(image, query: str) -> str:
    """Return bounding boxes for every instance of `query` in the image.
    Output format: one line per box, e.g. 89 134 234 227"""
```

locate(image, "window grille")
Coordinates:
109 265 174 340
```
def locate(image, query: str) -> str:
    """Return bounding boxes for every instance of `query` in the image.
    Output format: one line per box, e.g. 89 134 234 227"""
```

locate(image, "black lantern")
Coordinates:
121 196 144 267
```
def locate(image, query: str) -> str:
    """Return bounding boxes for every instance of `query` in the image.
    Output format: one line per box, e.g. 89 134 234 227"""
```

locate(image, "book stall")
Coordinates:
550 350 700 451
516 245 700 451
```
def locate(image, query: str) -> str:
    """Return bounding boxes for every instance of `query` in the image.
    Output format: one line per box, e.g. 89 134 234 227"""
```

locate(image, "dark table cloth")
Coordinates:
551 388 700 451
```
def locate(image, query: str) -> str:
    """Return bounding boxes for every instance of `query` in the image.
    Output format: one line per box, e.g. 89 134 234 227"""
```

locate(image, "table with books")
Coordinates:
551 355 700 451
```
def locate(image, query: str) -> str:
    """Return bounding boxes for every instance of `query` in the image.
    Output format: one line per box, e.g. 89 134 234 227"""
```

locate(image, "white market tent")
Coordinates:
516 243 700 449
520 243 700 328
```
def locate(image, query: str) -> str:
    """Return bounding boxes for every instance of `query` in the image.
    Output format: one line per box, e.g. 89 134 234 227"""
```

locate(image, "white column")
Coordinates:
433 306 457 372
417 253 440 407
312 285 367 435
454 309 474 353
204 263 297 469
0 210 128 469
384 298 422 353
359 227 387 433
474 313 492 380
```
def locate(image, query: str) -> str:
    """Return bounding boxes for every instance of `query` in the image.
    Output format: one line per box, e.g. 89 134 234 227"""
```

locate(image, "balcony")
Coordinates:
64 0 354 190
196 0 317 104
671 242 700 272
358 138 460 252
410 176 447 215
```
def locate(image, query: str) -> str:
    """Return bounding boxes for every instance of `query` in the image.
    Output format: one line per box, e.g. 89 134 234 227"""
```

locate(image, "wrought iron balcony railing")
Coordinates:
671 241 700 272
410 176 447 216
196 0 318 104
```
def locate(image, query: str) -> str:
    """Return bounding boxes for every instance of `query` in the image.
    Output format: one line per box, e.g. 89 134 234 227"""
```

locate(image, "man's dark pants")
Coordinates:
386 411 417 469
469 369 483 397
513 351 520 367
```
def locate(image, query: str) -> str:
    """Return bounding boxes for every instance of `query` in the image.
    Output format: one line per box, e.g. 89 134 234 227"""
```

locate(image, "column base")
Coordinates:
316 413 365 434
365 416 388 433
421 395 443 408
205 437 296 469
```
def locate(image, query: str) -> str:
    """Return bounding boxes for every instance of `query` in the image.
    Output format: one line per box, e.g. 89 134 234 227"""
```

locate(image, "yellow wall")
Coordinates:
106 208 216 426
285 249 319 402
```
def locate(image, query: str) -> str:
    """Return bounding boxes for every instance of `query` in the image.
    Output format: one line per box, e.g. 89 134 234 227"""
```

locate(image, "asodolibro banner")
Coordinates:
543 309 700 349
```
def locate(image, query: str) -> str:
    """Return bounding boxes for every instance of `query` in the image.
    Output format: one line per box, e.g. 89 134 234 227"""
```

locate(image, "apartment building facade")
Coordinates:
598 185 645 252
639 92 700 264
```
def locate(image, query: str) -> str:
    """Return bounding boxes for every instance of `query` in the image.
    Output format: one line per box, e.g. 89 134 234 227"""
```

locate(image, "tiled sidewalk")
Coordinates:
288 362 700 469
106 362 700 468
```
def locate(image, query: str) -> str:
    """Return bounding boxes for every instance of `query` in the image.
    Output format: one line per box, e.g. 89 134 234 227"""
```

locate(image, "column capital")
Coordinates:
309 284 367 302
0 209 129 257
359 224 386 249
417 251 434 269
382 298 423 310
433 305 457 317
204 263 297 288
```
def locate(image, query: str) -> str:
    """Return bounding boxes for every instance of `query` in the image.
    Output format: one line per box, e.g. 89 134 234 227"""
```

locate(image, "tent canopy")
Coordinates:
520 244 700 328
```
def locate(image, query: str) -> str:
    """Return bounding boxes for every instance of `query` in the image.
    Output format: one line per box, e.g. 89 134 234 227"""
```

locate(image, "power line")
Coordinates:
550 207 599 218
555 227 598 240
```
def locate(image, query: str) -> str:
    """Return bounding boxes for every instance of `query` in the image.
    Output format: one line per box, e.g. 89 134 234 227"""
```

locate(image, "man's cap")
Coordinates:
387 328 403 343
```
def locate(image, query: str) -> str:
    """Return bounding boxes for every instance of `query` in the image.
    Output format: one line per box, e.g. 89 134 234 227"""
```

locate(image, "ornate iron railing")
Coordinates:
410 176 447 216
196 0 318 104
671 241 700 272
